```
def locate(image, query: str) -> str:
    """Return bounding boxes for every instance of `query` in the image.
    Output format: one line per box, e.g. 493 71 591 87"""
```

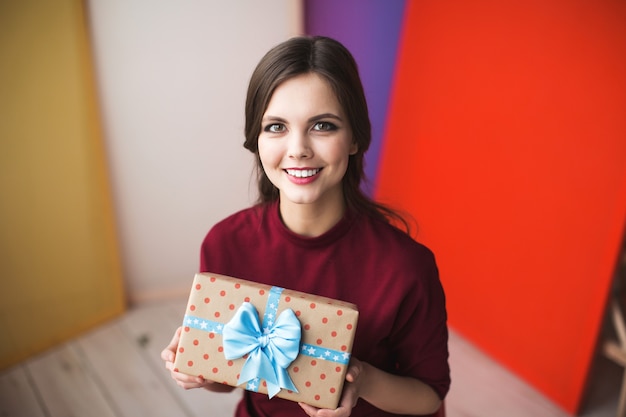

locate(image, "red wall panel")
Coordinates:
376 0 626 412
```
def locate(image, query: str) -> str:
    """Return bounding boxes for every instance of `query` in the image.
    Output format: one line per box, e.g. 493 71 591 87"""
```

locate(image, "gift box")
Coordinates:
173 272 359 409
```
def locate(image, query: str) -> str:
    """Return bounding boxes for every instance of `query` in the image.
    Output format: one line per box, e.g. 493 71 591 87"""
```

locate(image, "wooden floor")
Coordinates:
0 298 621 417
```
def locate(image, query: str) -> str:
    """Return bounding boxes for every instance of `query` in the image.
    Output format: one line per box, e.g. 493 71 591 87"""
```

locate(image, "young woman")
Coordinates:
162 36 450 417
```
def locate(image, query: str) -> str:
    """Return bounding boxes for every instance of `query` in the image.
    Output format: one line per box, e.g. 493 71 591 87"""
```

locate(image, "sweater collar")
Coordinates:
267 200 354 247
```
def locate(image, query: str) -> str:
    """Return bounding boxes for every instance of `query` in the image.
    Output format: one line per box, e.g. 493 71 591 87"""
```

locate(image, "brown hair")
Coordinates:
243 36 409 232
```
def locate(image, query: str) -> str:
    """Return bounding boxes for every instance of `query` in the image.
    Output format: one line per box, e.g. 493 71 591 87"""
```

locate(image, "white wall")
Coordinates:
87 1 303 303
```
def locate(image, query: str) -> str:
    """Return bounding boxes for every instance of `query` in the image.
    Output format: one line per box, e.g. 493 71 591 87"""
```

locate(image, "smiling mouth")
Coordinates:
285 168 321 178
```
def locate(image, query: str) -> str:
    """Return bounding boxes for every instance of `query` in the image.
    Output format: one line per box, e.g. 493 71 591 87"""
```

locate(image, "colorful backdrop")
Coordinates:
306 0 626 414
0 0 125 370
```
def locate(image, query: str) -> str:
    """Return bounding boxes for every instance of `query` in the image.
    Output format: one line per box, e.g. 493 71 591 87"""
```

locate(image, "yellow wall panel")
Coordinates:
0 0 126 369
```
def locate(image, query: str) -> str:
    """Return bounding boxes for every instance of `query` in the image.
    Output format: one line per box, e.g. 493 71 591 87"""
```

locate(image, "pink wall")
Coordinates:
376 0 626 413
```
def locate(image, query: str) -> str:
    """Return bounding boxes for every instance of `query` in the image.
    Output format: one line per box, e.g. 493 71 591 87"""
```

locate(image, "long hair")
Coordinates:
243 36 410 232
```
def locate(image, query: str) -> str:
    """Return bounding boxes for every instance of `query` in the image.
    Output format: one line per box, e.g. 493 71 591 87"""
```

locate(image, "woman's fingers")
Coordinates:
161 327 182 363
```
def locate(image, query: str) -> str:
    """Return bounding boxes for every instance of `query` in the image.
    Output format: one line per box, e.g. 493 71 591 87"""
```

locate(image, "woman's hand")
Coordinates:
298 356 441 416
298 357 365 417
161 327 233 392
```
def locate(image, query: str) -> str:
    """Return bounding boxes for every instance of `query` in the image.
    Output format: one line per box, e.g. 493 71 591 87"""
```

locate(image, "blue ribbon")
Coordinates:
222 302 301 398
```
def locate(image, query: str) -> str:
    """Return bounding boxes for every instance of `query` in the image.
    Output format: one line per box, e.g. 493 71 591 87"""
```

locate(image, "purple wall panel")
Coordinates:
304 0 407 193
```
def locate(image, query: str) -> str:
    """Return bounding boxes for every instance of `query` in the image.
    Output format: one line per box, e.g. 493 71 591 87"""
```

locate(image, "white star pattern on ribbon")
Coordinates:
297 344 350 364
247 377 260 391
184 298 353 366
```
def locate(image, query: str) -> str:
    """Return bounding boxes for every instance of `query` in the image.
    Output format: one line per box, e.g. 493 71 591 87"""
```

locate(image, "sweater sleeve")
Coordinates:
198 205 269 277
199 216 240 274
389 247 450 400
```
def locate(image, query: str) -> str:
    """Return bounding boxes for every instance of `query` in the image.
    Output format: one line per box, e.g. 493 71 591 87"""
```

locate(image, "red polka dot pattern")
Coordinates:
174 272 358 410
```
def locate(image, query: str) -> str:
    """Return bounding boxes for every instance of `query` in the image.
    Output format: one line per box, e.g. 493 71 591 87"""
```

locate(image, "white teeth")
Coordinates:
286 169 320 178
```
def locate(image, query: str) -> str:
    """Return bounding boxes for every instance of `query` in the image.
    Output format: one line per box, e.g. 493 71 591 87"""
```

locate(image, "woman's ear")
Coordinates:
349 141 358 155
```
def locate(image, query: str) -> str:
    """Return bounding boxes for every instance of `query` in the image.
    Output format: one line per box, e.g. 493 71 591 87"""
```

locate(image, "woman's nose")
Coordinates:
287 131 312 159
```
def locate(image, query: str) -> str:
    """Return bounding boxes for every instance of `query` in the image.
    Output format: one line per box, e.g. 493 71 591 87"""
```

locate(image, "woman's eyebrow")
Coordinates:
261 116 287 123
308 113 343 123
262 113 343 123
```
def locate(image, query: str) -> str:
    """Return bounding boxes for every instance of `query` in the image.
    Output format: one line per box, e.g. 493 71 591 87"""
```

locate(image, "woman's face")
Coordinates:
258 72 357 212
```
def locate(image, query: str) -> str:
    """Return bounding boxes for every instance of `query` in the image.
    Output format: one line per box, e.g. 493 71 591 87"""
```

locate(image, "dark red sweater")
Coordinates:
200 202 450 417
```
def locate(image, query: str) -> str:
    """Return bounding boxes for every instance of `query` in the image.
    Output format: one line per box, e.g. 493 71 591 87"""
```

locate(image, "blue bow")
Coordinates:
222 302 301 398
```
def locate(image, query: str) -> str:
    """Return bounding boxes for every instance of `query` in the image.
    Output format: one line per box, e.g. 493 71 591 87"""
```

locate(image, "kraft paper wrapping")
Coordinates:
174 272 359 409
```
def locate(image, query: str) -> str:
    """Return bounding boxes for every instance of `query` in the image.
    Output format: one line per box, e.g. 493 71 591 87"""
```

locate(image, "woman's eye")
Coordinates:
312 121 337 132
264 123 285 133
